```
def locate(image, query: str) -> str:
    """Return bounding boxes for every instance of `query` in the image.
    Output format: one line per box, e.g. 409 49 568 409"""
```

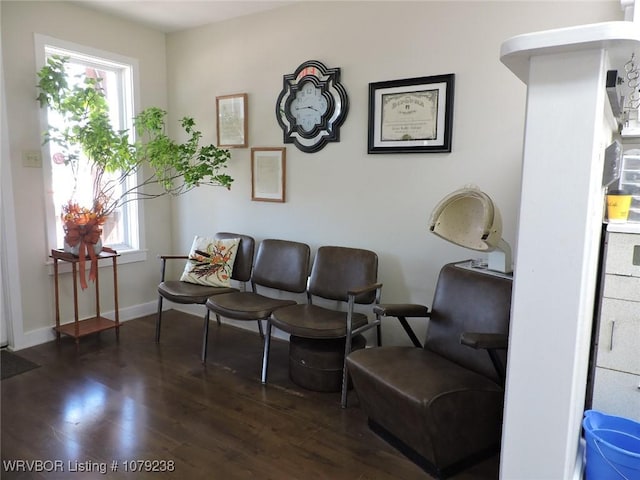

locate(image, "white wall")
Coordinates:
165 1 621 344
1 1 169 348
0 1 622 348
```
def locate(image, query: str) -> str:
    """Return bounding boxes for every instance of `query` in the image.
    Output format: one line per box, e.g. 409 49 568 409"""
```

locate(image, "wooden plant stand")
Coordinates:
51 247 120 349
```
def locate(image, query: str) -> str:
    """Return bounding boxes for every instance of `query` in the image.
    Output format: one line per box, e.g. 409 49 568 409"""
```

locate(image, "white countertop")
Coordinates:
606 222 640 233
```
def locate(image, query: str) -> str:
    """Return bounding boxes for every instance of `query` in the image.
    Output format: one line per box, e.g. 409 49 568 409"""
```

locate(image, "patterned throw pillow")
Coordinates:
180 236 240 287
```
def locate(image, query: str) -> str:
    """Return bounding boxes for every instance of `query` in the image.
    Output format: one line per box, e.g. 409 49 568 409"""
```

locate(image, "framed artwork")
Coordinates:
251 147 286 202
368 74 454 153
216 93 248 147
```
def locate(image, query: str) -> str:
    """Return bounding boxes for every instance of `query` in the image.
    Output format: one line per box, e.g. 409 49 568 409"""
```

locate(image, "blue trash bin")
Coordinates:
583 410 640 480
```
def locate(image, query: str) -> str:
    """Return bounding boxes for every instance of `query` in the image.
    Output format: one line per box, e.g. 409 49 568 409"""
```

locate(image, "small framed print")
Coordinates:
368 74 454 153
216 93 248 147
251 147 286 203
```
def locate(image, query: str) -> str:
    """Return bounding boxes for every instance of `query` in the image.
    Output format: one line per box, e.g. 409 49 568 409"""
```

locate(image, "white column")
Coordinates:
499 22 640 479
501 48 609 480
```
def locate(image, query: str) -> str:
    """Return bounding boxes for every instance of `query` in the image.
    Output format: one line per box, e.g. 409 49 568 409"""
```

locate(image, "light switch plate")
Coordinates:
22 150 42 168
633 245 640 266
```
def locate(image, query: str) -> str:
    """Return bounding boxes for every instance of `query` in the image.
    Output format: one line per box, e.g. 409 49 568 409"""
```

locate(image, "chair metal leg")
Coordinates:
155 295 164 343
257 319 264 339
398 316 423 348
201 309 211 363
340 332 354 408
216 314 221 326
376 320 382 347
261 321 272 384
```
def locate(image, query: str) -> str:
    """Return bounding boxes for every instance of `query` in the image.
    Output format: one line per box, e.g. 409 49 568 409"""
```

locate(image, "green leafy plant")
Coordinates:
36 55 233 218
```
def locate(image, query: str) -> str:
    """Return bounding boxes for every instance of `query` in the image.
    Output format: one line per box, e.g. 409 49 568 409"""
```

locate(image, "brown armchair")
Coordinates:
156 232 255 362
346 262 512 479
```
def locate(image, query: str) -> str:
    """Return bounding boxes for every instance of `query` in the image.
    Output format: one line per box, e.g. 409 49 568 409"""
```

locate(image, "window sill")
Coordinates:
46 249 148 275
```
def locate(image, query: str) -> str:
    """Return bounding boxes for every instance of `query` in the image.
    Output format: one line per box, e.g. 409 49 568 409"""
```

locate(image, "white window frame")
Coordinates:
35 35 146 265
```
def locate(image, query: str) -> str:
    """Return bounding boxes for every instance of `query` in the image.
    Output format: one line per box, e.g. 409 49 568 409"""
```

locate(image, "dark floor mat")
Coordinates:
1 349 40 380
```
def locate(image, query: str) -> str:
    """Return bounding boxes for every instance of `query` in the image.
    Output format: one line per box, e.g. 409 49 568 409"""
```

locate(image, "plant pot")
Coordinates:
64 237 103 256
63 221 103 257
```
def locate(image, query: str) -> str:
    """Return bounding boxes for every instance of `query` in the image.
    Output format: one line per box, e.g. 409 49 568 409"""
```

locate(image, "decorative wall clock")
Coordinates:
276 60 348 153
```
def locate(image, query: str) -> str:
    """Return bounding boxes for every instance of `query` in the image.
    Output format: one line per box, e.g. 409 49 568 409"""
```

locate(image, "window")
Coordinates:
36 36 142 255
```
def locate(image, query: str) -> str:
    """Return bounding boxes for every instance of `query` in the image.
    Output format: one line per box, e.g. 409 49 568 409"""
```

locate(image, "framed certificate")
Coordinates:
216 93 248 148
368 74 454 153
251 147 286 202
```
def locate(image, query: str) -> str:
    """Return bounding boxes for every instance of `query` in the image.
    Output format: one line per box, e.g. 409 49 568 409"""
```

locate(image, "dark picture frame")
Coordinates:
368 74 454 154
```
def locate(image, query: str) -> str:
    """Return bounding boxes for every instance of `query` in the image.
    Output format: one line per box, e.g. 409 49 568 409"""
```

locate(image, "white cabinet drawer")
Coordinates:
592 367 640 422
603 274 640 302
605 232 640 276
597 298 640 375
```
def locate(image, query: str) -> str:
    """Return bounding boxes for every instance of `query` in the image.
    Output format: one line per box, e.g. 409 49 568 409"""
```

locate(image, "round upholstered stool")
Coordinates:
289 334 367 392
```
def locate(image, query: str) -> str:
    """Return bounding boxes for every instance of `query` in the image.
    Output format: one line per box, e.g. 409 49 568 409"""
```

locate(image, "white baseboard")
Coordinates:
15 301 158 351
15 301 291 351
110 301 158 322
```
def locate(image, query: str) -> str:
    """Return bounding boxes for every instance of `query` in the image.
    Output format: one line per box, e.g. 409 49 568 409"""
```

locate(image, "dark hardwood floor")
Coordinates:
1 310 499 479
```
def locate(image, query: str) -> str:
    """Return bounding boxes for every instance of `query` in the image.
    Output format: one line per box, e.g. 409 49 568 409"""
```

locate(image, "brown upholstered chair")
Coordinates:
205 238 311 370
156 232 255 362
346 262 512 479
263 246 382 408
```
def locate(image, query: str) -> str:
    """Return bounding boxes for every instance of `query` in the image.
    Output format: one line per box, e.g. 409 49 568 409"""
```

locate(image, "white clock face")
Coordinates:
289 81 328 133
